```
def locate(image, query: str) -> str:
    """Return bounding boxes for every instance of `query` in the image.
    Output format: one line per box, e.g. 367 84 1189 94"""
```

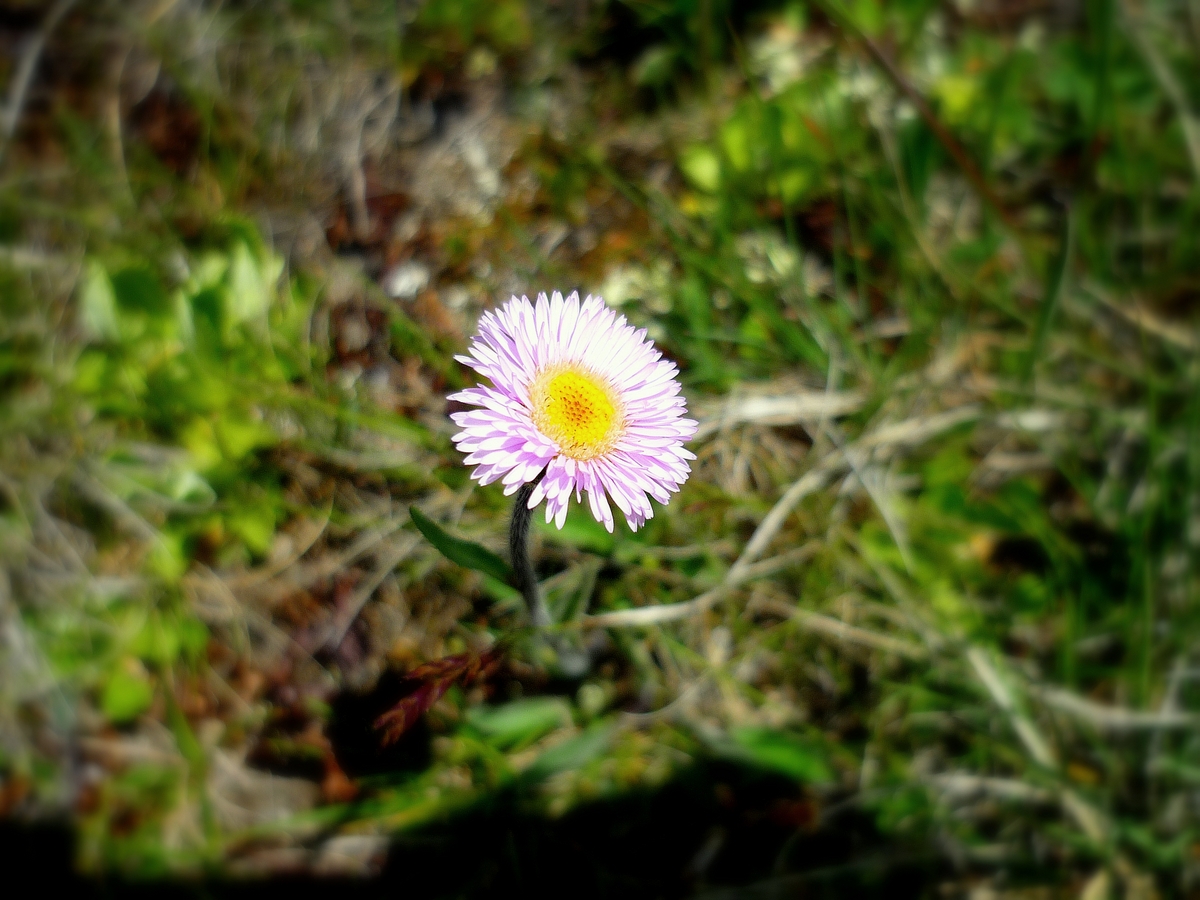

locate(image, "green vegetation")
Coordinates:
1 0 1198 895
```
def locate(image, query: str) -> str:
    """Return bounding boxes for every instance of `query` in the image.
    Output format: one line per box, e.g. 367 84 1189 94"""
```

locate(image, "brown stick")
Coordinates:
812 0 1019 231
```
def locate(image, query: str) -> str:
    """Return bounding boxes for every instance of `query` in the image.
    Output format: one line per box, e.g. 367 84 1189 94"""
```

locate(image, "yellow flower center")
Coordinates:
529 365 624 460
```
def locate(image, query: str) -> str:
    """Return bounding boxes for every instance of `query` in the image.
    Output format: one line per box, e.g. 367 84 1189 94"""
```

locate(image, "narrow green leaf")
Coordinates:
467 697 572 750
526 721 616 780
480 574 522 606
1023 205 1074 385
726 727 834 784
410 506 512 583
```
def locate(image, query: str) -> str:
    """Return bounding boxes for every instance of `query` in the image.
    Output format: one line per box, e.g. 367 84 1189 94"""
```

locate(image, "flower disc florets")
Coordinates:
449 291 697 532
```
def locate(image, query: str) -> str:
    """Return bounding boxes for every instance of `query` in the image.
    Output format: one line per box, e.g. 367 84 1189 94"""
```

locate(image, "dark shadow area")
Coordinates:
382 758 940 899
1 758 942 898
327 667 436 778
0 819 372 899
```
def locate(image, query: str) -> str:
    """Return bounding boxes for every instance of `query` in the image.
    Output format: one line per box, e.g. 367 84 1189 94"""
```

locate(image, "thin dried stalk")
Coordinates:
752 597 927 660
584 543 821 628
0 0 79 165
692 390 865 441
584 407 980 628
1037 686 1199 732
320 534 420 650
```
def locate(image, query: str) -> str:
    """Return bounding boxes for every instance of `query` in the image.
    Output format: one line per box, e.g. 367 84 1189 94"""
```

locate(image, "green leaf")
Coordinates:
147 531 188 582
226 241 283 332
526 721 616 780
486 0 531 50
727 727 833 784
214 414 275 461
111 266 170 317
632 44 677 88
480 574 522 607
466 697 572 750
131 615 181 666
679 145 722 192
178 618 209 659
410 506 512 583
229 504 277 556
102 666 154 724
166 468 216 505
79 260 120 342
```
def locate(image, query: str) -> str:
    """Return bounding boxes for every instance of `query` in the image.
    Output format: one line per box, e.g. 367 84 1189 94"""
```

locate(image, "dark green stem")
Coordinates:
510 479 549 627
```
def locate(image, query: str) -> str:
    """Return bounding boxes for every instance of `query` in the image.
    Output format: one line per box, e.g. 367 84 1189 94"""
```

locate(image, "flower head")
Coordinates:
449 291 697 532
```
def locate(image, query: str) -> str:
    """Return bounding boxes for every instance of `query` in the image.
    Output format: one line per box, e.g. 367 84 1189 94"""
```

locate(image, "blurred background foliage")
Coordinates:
1 0 1199 895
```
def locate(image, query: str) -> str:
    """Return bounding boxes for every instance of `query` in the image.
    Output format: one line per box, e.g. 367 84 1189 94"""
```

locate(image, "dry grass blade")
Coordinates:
967 648 1113 846
731 459 842 577
1037 687 1200 732
584 585 730 629
225 515 408 602
967 647 1057 768
858 406 982 451
930 773 1053 805
0 0 79 165
692 390 865 441
1084 280 1199 352
751 597 927 660
321 533 420 650
583 543 822 628
586 407 979 628
71 470 161 544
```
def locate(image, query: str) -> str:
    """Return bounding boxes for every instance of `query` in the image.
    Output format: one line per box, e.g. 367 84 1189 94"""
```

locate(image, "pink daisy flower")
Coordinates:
449 291 697 533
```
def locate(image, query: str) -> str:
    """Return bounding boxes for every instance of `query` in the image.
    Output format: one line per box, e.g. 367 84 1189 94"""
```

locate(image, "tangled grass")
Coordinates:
1 0 1198 895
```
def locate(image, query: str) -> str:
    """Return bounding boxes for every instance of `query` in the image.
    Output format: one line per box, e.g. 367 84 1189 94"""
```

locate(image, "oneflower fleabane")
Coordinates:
449 291 697 533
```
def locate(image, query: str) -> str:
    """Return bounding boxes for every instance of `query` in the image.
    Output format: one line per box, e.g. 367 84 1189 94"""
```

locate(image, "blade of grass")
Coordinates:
1022 204 1075 388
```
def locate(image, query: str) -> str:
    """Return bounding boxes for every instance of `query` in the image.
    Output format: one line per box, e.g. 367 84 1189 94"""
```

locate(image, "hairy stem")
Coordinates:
510 479 549 627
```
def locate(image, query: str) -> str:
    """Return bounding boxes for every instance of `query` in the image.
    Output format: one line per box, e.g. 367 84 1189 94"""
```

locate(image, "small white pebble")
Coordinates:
384 260 431 299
